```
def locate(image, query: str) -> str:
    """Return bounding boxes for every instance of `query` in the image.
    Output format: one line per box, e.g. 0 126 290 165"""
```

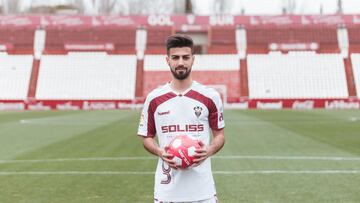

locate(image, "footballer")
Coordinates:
138 34 225 203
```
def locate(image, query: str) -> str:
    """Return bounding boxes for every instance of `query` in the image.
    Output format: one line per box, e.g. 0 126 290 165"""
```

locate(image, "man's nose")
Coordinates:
178 57 184 65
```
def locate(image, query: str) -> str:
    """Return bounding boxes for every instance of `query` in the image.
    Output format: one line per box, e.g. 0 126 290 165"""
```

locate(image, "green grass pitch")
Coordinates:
0 109 360 202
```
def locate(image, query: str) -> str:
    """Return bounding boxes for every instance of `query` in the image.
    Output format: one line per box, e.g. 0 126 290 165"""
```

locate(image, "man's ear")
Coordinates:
166 55 170 66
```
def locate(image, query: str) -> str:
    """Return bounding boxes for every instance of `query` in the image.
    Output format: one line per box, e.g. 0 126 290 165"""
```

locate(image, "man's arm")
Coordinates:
207 128 225 156
141 136 162 157
140 136 178 169
193 128 225 165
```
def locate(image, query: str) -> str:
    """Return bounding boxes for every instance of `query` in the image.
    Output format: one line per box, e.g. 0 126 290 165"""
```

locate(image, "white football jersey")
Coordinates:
138 81 225 202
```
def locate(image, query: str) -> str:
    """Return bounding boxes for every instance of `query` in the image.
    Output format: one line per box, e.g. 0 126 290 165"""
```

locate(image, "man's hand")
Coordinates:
192 129 225 167
193 141 209 167
160 147 178 170
141 137 177 169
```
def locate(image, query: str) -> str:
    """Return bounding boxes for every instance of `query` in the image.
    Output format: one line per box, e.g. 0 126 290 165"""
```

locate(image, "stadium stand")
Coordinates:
208 26 237 54
44 27 136 54
351 53 360 97
0 15 359 109
143 54 240 101
0 28 35 54
36 52 137 100
246 27 339 53
348 27 360 52
145 26 173 54
247 52 348 98
0 54 33 99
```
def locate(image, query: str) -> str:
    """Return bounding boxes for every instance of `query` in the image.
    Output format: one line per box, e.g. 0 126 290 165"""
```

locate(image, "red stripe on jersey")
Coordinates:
147 92 177 137
185 90 220 130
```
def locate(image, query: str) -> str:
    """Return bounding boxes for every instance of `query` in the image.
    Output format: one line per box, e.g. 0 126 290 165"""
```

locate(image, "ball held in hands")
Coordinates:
166 135 201 169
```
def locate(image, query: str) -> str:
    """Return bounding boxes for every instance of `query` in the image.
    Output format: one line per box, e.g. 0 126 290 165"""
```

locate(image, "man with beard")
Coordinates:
138 34 225 203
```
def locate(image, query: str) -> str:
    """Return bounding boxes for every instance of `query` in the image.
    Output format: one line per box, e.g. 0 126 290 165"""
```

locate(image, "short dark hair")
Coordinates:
166 34 194 55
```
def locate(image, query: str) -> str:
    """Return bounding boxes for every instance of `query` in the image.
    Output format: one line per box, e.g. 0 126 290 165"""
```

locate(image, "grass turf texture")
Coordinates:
0 110 360 202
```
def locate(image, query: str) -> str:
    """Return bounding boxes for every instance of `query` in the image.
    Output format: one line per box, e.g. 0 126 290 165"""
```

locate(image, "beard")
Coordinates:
170 66 191 80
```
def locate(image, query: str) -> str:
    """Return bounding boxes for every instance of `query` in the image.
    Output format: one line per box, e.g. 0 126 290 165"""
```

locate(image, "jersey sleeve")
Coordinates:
137 95 156 137
209 91 225 131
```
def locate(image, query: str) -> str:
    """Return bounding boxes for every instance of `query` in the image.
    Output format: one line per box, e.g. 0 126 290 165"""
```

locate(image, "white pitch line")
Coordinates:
213 170 360 174
0 156 360 164
1 155 360 164
0 157 155 164
0 171 154 175
0 170 360 176
19 119 109 126
214 155 360 161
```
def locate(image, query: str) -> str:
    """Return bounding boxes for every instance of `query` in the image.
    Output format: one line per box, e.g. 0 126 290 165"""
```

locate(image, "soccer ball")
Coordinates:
166 135 201 169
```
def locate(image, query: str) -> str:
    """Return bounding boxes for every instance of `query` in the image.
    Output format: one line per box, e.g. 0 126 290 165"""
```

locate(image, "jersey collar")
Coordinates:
167 81 195 96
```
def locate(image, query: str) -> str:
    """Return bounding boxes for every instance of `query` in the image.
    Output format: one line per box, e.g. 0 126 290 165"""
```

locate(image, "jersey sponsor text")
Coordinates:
161 124 204 133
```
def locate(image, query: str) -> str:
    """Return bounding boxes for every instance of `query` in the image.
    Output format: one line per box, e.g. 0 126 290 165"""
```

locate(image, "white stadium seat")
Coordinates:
0 54 33 100
36 52 137 100
350 54 360 97
247 52 348 98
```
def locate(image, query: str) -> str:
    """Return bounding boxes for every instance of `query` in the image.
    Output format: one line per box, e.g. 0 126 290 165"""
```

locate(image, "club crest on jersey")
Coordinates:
194 106 202 118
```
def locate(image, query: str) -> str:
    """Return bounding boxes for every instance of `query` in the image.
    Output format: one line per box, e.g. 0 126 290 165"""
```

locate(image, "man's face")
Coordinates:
166 47 194 80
